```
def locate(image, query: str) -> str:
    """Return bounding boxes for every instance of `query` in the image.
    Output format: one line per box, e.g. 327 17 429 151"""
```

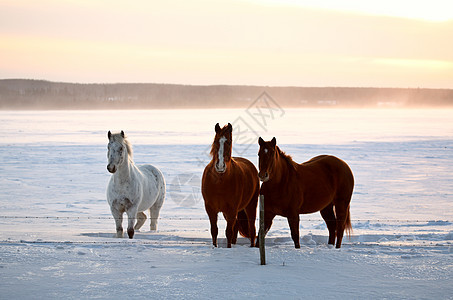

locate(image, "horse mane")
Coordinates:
276 146 297 170
209 138 232 158
209 139 218 158
110 132 133 159
123 136 133 159
209 129 232 159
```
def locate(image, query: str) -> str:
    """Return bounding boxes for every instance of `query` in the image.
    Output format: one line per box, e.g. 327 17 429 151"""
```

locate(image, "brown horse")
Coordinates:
258 137 354 248
202 123 260 248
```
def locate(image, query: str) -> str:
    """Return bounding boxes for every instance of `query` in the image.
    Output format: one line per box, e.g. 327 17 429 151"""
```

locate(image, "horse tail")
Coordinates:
237 209 250 238
344 206 352 238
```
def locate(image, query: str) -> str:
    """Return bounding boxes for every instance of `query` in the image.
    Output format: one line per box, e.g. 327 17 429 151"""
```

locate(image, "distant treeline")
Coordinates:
1 79 452 109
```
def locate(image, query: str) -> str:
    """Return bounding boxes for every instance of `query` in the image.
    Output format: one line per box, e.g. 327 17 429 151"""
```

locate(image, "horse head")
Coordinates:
210 123 233 173
107 130 129 173
258 137 277 182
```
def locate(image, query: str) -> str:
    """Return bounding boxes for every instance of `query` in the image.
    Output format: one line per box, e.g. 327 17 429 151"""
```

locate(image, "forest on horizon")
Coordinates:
1 79 452 110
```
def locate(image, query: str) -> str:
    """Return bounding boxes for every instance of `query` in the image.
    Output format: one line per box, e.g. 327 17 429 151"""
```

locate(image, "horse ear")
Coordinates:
258 137 264 146
227 123 233 133
271 137 277 148
121 130 125 138
215 123 221 133
108 131 112 139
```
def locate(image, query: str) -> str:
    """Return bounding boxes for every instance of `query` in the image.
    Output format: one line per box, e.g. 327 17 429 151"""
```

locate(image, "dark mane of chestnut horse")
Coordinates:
275 146 297 171
209 124 232 159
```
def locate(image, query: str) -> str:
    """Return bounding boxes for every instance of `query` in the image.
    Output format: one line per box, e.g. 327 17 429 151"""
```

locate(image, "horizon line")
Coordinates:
1 78 452 91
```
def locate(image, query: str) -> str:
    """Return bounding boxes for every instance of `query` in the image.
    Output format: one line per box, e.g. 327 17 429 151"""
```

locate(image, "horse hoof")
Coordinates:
127 228 134 239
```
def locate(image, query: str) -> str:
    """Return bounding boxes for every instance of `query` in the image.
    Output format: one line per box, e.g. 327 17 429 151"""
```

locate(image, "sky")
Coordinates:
0 0 452 88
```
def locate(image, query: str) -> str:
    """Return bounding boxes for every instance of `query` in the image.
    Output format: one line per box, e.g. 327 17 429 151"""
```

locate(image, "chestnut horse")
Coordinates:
202 123 260 248
258 137 354 248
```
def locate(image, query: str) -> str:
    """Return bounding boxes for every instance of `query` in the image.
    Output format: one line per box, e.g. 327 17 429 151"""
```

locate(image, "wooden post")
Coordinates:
259 194 266 265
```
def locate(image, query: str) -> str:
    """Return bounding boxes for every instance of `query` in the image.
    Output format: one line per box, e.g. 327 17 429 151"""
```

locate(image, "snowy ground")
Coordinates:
0 109 452 299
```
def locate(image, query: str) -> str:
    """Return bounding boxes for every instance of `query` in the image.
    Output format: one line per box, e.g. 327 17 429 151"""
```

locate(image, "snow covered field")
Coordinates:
0 108 452 299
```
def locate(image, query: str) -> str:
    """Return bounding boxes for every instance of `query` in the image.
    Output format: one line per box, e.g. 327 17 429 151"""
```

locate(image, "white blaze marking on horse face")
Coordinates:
216 136 227 173
264 149 268 154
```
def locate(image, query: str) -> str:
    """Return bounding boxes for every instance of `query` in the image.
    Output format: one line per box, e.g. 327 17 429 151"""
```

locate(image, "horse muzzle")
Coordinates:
215 161 226 174
259 172 269 182
215 166 226 174
107 164 116 173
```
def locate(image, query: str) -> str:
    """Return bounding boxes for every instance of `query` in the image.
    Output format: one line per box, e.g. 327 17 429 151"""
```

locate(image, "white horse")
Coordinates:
106 130 165 239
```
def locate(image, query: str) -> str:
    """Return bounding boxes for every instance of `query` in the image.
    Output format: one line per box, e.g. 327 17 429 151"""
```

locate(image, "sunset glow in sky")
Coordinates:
1 0 452 88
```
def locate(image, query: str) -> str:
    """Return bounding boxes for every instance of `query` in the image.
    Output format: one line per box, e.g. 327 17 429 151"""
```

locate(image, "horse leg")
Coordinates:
256 212 275 248
225 213 237 248
110 206 124 238
149 199 163 231
206 207 218 247
320 203 337 246
245 202 257 247
334 203 348 248
287 214 301 248
126 207 138 239
134 211 147 231
232 217 239 245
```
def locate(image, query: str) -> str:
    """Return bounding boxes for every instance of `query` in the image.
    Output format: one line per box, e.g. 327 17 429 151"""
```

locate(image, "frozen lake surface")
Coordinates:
0 108 452 299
